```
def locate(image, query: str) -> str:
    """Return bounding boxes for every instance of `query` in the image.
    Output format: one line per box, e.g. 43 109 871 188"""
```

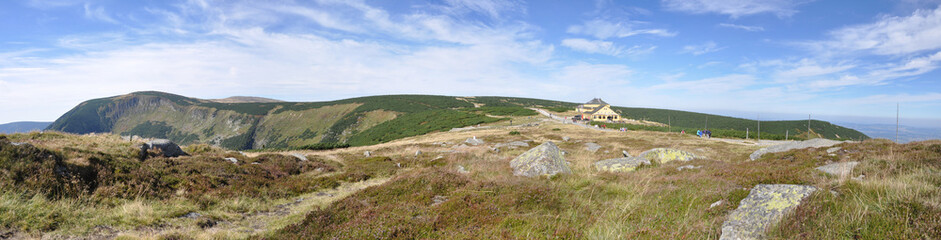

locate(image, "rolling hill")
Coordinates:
0 121 52 134
46 92 868 149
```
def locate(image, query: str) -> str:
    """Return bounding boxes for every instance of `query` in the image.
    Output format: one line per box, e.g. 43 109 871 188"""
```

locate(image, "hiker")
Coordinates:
697 130 702 138
706 130 712 138
681 130 685 134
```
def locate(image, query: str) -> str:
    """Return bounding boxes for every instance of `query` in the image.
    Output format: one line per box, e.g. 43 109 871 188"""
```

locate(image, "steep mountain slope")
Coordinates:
47 92 498 149
47 92 868 150
0 121 52 134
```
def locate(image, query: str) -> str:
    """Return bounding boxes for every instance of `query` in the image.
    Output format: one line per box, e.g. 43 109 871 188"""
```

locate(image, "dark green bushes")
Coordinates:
297 143 350 151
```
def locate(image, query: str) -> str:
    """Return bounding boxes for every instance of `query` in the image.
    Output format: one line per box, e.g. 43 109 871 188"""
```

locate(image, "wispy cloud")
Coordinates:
774 59 855 79
718 23 764 31
662 0 808 18
680 41 724 55
567 19 676 39
440 0 525 19
813 6 941 55
83 3 118 24
561 38 655 57
650 74 755 93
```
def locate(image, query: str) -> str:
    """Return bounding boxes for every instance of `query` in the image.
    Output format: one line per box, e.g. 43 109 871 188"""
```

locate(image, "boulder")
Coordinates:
749 138 844 160
464 136 485 146
720 184 817 240
139 139 187 159
495 141 529 149
585 142 602 152
622 150 632 158
639 148 700 164
562 136 571 141
510 142 571 177
593 157 650 172
815 161 859 176
826 147 842 154
224 157 239 164
415 150 422 156
291 153 308 161
364 151 371 157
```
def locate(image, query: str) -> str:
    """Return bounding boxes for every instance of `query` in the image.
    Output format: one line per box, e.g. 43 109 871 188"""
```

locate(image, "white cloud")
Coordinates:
662 0 807 18
718 23 765 31
561 38 655 57
774 59 855 79
554 63 633 85
567 19 676 39
680 41 724 55
817 6 941 55
441 0 524 19
83 3 118 24
650 74 755 93
841 92 941 105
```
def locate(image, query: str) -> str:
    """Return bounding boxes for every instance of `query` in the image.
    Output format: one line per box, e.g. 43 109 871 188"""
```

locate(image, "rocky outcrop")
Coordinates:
510 142 571 177
139 139 187 159
639 148 700 164
749 138 844 160
585 142 602 152
720 184 817 240
816 161 859 176
594 157 650 172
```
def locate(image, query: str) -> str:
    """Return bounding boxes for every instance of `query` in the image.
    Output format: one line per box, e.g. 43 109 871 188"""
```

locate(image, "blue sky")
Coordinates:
1 0 940 128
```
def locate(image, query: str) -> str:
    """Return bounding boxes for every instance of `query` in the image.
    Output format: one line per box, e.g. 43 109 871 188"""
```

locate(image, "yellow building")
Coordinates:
576 98 621 121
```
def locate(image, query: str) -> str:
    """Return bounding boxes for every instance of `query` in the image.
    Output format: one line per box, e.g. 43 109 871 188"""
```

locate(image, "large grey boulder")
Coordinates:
720 184 817 240
510 142 571 177
593 157 650 172
139 139 188 159
584 142 602 152
639 148 701 164
749 138 844 160
816 161 859 176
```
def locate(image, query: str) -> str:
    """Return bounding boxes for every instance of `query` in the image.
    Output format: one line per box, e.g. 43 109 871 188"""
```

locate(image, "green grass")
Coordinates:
592 121 798 140
462 106 538 116
610 106 867 140
346 109 504 146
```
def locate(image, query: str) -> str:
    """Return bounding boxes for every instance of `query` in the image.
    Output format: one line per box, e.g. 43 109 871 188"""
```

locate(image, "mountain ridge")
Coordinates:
46 91 869 149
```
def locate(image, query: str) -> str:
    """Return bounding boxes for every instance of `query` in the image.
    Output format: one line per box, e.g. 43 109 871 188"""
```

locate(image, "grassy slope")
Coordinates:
268 118 937 239
4 113 938 239
466 96 867 140
47 92 867 152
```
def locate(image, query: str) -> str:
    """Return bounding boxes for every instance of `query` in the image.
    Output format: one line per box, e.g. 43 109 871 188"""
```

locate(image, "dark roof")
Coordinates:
586 98 608 105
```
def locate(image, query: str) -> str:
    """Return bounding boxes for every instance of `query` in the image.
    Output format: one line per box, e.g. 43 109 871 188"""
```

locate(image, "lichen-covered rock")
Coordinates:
139 139 187 159
585 142 602 152
720 184 817 240
593 157 650 172
510 141 571 177
749 138 844 160
816 161 859 176
639 148 700 164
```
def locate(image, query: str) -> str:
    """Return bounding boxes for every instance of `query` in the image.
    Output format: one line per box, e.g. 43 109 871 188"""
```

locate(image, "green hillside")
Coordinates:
609 107 867 140
47 92 868 150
